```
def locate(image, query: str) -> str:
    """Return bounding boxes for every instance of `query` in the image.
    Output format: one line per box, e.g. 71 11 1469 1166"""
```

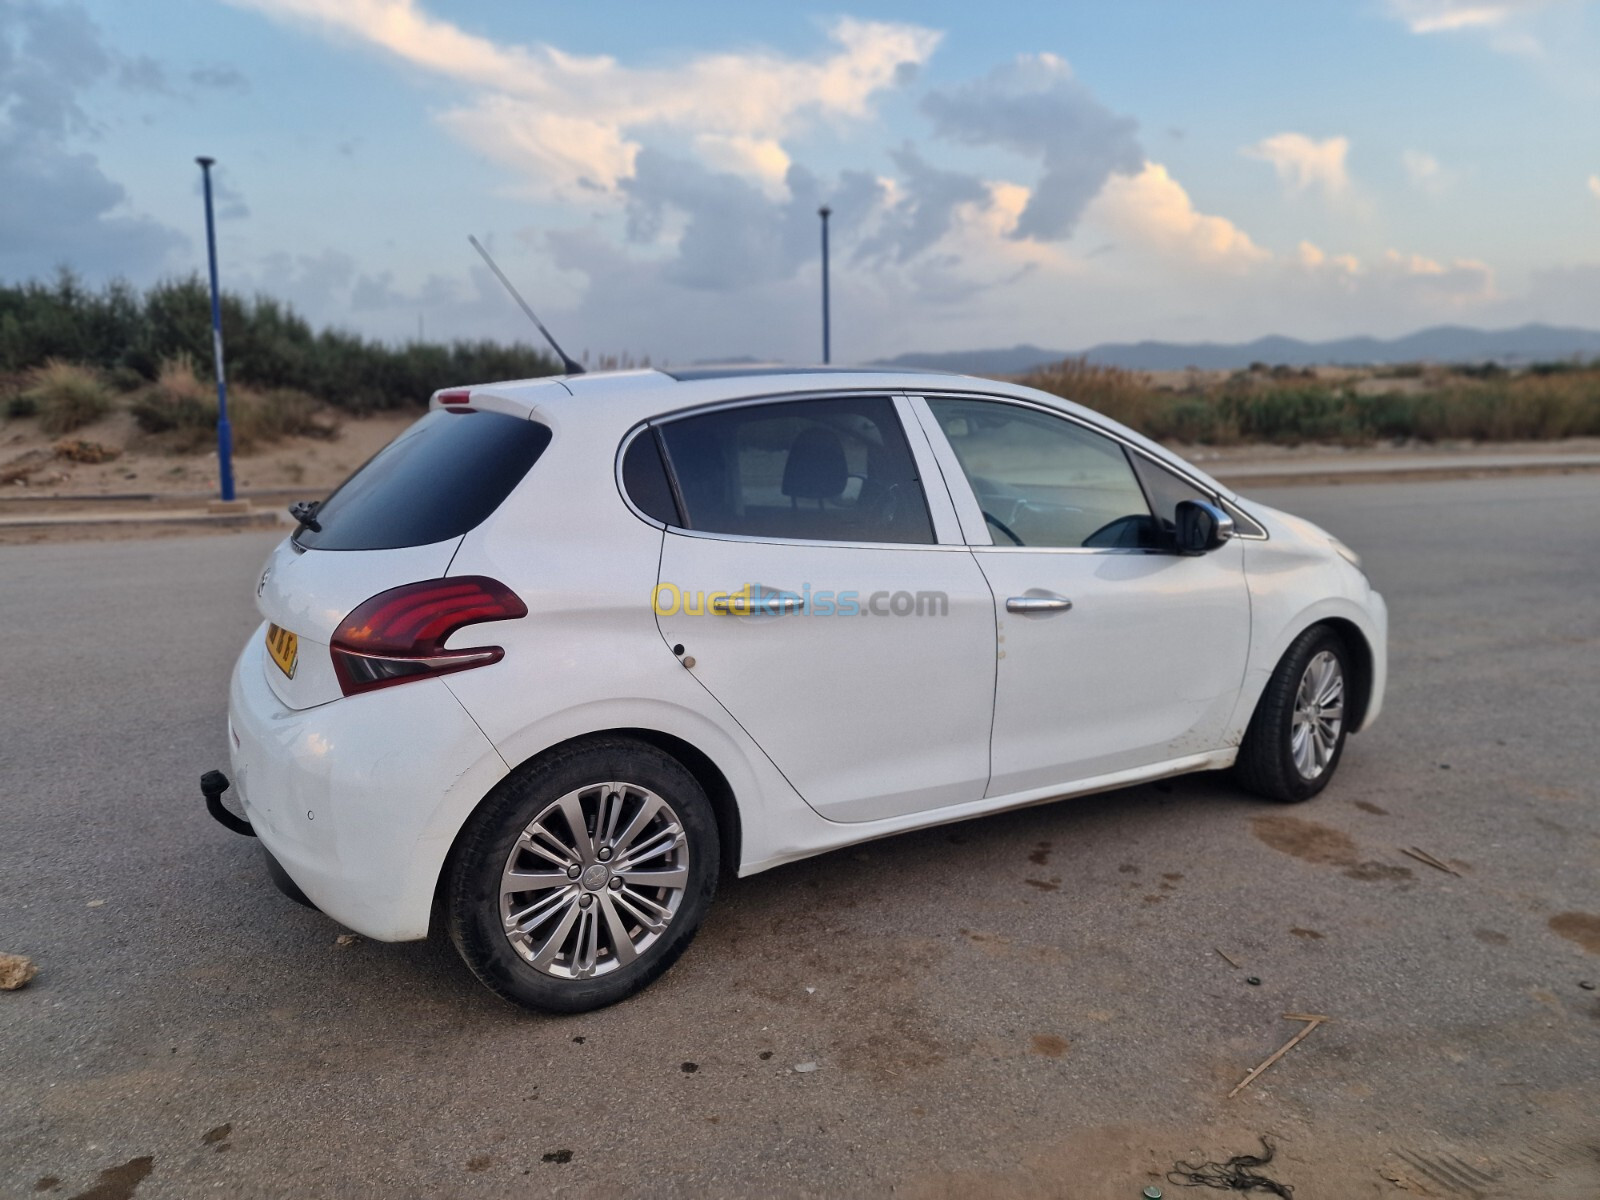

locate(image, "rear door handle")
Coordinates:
711 588 805 616
1005 594 1073 614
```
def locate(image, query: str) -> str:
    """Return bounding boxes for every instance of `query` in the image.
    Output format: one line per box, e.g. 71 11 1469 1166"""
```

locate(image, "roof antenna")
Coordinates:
468 234 584 375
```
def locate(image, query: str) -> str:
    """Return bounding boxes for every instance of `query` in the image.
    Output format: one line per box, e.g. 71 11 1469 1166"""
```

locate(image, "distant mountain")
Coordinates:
874 324 1600 374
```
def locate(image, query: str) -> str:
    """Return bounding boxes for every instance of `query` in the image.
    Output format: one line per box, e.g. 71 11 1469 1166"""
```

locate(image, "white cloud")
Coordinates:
1376 248 1497 302
1086 163 1268 270
1242 133 1350 196
228 1 939 195
1385 0 1553 32
1296 241 1361 275
692 135 793 194
1383 1 1577 53
1401 149 1452 193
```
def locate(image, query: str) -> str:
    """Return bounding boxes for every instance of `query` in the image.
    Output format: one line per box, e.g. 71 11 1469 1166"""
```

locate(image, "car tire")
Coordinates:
446 736 719 1014
1234 625 1352 804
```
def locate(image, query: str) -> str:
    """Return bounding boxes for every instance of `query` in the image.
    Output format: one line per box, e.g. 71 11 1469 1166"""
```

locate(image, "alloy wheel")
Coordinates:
1290 650 1345 780
498 782 688 979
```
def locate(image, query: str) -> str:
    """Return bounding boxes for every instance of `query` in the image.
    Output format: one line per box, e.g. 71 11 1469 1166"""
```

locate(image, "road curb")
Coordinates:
0 509 284 533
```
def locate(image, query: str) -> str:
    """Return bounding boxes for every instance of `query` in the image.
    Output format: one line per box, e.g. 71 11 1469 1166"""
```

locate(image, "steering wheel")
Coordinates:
983 510 1023 546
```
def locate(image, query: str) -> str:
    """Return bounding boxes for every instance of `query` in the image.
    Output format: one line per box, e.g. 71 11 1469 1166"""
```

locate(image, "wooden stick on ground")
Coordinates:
1215 948 1242 969
1227 1013 1330 1099
1400 846 1461 876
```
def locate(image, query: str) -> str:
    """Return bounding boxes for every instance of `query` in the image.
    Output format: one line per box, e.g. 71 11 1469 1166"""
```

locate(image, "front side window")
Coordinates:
927 398 1153 549
658 396 934 544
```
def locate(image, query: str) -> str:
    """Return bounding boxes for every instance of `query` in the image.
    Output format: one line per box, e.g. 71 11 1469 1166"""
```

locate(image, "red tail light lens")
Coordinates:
435 388 473 410
330 576 527 696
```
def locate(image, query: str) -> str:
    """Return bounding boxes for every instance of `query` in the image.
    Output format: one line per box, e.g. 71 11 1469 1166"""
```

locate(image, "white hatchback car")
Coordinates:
208 367 1386 1012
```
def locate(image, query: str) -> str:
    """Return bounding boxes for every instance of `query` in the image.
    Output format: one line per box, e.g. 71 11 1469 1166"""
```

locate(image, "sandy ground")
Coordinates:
0 409 415 497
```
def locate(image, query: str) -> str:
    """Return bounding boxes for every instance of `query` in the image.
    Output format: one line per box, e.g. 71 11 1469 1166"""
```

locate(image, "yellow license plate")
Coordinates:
265 623 299 679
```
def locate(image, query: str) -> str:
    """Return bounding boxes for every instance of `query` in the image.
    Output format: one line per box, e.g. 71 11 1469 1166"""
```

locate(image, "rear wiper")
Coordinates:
288 499 323 533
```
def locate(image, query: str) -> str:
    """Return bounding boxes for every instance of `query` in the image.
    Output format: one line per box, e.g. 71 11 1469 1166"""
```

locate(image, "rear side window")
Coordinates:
657 396 934 545
295 409 551 551
621 429 681 525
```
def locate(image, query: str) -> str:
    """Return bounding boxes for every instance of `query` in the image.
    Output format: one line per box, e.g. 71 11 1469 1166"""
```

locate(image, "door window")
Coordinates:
927 399 1153 549
657 396 934 545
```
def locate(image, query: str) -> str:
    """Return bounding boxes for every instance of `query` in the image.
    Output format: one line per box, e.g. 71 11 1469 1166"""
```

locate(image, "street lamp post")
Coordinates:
818 205 832 365
195 156 235 502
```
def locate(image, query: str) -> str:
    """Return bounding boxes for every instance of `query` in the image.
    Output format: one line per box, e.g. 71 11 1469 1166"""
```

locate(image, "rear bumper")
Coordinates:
225 628 509 941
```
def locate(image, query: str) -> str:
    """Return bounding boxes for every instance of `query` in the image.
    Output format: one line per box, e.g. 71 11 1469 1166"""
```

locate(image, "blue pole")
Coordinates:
196 156 235 502
818 205 831 365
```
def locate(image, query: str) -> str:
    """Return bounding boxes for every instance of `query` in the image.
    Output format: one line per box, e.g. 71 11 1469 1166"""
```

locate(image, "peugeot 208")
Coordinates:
210 367 1387 1012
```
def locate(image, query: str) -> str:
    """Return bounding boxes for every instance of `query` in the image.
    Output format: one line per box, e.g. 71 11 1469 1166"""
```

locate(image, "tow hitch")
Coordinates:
201 769 255 837
201 769 317 909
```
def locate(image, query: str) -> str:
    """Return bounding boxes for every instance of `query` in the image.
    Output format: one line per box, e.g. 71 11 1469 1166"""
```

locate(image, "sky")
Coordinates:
3 0 1599 364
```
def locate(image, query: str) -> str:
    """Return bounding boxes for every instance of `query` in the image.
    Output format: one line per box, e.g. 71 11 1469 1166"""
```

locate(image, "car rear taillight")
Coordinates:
436 389 473 411
330 576 527 696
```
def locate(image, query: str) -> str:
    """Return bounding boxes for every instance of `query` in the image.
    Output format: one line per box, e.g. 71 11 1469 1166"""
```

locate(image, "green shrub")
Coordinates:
107 365 149 393
23 361 113 434
6 393 37 418
1 270 560 412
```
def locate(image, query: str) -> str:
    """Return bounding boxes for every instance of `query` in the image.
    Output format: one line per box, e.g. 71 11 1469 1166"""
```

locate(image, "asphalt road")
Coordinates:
2 476 1598 1199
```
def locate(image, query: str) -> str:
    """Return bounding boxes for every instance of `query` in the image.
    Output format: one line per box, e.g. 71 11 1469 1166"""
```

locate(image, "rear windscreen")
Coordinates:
294 409 552 551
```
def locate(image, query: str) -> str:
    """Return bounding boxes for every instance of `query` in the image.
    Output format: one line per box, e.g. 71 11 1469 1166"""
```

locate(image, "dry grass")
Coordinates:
53 438 122 464
21 361 114 434
1017 358 1600 445
1017 358 1157 431
130 356 339 453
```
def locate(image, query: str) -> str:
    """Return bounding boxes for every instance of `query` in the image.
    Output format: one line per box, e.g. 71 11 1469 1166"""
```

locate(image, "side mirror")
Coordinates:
1174 500 1236 555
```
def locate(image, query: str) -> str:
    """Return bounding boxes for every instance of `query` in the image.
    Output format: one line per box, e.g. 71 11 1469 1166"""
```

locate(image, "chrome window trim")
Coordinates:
1221 497 1268 540
613 389 955 551
624 385 930 426
662 526 976 553
971 544 1159 557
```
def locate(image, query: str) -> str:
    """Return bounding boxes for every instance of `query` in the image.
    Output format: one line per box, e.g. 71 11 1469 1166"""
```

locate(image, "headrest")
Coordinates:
781 427 847 501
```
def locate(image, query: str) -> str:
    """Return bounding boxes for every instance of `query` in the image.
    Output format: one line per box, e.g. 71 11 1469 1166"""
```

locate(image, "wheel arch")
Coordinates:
1234 591 1384 744
431 726 744 933
1318 616 1375 734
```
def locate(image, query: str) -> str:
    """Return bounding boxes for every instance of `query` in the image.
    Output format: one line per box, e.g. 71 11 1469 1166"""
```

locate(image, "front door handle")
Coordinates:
711 588 805 616
1005 594 1073 614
